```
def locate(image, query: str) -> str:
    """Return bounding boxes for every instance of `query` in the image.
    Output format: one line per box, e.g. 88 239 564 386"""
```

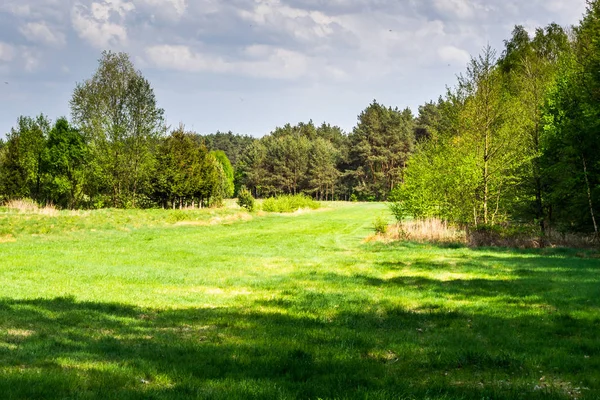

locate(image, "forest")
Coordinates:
2 2 600 239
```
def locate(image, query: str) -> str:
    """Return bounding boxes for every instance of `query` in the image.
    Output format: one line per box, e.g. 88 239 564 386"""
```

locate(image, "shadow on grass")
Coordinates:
364 242 600 309
1 294 599 399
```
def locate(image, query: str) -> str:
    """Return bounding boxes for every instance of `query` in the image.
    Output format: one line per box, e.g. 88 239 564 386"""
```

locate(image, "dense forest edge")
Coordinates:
3 2 600 244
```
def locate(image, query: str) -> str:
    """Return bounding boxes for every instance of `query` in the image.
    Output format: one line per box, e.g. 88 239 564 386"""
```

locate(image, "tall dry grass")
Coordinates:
367 218 466 244
401 219 466 243
3 199 58 216
371 217 598 249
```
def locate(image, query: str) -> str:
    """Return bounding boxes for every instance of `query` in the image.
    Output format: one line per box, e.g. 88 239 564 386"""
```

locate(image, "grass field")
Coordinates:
1 202 599 399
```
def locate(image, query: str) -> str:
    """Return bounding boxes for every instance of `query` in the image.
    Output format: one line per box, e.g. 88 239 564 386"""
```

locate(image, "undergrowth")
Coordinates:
261 194 320 213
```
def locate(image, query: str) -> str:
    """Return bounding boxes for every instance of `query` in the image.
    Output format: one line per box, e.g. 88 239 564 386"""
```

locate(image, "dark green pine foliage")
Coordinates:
198 131 256 166
348 101 415 201
153 127 222 208
238 121 347 199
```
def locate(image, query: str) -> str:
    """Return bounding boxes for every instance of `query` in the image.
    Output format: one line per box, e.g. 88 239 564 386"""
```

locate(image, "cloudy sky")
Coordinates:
0 0 588 138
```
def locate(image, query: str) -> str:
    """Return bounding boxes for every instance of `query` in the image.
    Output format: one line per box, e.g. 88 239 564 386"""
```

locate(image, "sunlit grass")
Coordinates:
0 203 599 399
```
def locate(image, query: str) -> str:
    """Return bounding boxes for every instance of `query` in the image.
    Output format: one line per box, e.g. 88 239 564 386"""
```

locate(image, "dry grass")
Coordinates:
366 218 466 244
3 199 58 216
0 234 16 244
401 219 466 243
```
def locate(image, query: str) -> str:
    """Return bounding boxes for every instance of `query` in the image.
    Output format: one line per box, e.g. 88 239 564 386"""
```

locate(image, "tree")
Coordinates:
42 118 87 209
212 150 235 199
152 126 224 209
0 115 50 202
198 131 256 166
393 93 477 223
541 1 600 236
496 24 569 238
308 138 339 200
458 46 519 225
71 51 165 208
348 101 415 200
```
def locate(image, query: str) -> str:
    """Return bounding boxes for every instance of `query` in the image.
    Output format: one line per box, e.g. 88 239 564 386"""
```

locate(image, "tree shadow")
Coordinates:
1 296 598 399
364 242 600 310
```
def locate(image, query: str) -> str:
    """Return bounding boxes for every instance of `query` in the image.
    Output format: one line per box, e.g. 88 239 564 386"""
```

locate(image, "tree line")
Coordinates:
0 53 234 209
1 1 600 237
0 51 418 208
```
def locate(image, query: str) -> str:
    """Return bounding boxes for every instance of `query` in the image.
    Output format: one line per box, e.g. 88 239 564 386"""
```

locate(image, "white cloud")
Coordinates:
71 2 132 48
21 48 41 71
145 44 310 80
145 45 230 73
135 0 187 20
238 1 339 43
1 4 32 17
433 0 478 20
0 43 15 62
438 45 470 66
20 21 66 47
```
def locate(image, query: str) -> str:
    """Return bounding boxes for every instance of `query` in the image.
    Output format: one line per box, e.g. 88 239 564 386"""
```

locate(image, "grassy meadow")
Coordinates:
0 202 599 399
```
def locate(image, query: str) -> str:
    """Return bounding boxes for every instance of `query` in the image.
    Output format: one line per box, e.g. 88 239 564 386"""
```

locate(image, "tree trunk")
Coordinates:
583 155 599 241
483 133 489 225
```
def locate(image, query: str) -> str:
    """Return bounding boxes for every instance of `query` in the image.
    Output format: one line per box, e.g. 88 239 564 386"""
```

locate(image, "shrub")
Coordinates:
166 210 188 224
373 216 388 235
350 194 358 202
237 187 255 212
261 197 277 212
388 202 407 223
261 194 320 213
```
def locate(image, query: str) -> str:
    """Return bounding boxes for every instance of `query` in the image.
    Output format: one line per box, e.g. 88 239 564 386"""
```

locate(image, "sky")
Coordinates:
0 0 588 138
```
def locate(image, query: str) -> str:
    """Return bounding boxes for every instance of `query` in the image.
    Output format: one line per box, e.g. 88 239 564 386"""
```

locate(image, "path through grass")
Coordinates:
0 203 599 399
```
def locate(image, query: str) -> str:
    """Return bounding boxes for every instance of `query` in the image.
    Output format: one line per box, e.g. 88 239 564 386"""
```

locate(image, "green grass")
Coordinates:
0 202 599 399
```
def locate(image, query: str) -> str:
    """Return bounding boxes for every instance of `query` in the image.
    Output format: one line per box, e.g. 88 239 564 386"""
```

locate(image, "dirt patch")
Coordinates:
6 329 34 338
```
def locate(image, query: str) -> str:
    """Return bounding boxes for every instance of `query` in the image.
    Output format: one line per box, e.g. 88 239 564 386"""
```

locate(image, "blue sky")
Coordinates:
0 0 587 138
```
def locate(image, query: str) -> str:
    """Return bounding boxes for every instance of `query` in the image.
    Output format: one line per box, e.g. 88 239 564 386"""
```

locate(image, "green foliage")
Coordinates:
538 3 600 235
151 126 225 209
388 188 407 223
372 215 388 234
198 131 256 166
42 118 87 209
0 115 50 202
347 100 415 200
212 150 235 198
70 50 165 208
261 194 320 213
237 186 255 211
238 121 347 199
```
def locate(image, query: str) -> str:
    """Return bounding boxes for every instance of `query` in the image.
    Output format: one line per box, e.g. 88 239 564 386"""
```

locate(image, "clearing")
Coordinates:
0 202 599 399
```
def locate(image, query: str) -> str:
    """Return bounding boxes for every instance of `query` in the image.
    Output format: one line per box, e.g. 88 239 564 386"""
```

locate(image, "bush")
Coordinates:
373 216 388 235
261 194 320 213
350 194 358 202
388 202 407 223
167 210 188 223
237 187 255 212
